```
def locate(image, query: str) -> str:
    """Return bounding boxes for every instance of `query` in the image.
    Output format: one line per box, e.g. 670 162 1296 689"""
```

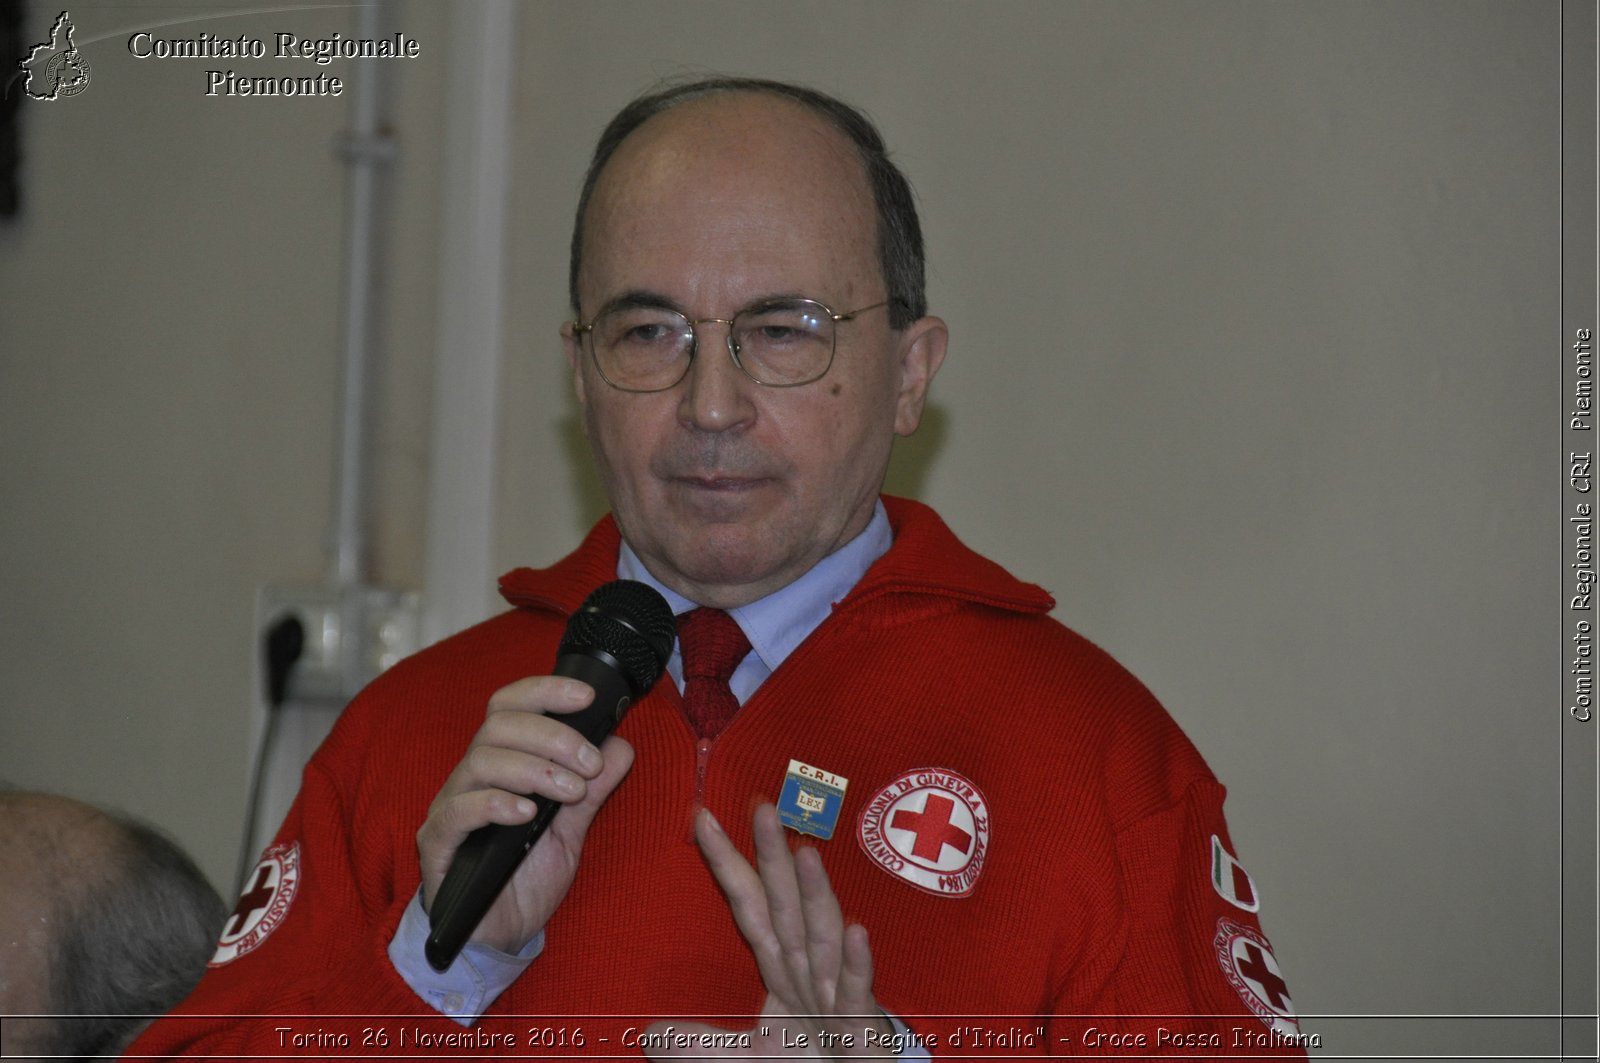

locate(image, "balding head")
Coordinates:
0 791 224 1060
0 794 121 1038
569 77 927 329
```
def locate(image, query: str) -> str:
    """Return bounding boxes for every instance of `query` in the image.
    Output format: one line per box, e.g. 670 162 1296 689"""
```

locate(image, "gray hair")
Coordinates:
569 76 927 330
16 799 226 1059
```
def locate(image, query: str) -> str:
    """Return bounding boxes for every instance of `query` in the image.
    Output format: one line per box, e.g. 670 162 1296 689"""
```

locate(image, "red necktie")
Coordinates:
677 608 751 739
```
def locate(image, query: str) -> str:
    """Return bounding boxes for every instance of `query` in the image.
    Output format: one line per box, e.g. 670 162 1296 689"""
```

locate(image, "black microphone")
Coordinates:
425 579 675 971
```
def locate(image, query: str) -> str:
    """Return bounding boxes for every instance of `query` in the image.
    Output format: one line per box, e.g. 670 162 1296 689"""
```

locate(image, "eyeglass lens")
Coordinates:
592 301 835 389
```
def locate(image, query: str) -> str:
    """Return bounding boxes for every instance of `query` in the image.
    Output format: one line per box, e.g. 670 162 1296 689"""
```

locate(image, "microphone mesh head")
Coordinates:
558 580 675 691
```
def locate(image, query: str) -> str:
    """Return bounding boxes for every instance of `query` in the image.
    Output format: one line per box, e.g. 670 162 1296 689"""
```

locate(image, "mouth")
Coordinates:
671 474 768 493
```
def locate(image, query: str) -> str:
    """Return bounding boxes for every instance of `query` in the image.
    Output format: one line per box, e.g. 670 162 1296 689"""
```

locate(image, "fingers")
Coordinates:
697 805 869 1018
481 677 606 780
836 923 879 1019
795 846 844 1007
695 808 783 969
435 677 604 811
417 675 613 912
544 735 635 847
751 805 816 1004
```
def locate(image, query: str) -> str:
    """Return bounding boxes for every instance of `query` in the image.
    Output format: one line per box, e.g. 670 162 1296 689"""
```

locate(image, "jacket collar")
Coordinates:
497 496 1054 619
848 496 1055 615
498 515 623 618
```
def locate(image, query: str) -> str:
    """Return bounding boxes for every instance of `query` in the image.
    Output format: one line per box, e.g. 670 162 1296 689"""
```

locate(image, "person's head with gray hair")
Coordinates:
559 77 949 611
569 75 928 330
0 790 225 1060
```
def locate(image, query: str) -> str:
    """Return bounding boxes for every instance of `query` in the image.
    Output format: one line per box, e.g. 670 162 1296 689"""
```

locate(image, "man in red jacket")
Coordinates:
132 77 1305 1058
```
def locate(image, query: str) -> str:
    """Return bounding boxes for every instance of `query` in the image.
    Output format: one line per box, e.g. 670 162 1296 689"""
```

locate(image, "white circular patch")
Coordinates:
1214 918 1298 1035
210 842 301 967
857 768 989 897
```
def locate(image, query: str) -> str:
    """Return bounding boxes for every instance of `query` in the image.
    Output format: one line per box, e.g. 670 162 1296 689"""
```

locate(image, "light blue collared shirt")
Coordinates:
389 502 893 1023
619 500 893 709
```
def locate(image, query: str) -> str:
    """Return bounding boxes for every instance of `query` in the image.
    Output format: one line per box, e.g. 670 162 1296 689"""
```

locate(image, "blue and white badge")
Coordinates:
778 759 849 840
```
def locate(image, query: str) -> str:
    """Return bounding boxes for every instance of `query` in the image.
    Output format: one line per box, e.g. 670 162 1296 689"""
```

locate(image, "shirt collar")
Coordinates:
616 500 893 673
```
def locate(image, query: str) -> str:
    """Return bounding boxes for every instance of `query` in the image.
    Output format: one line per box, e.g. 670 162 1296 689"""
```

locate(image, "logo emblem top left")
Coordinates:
18 12 92 101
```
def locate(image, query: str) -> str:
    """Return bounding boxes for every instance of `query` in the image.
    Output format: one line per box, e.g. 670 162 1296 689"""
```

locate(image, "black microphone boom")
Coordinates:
424 579 674 971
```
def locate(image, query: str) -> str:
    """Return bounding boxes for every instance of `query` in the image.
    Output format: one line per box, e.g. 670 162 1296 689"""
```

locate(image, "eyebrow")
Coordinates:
594 290 822 319
595 290 685 317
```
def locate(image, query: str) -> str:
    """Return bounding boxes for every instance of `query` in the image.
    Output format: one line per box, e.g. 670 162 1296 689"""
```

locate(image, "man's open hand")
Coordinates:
642 804 896 1059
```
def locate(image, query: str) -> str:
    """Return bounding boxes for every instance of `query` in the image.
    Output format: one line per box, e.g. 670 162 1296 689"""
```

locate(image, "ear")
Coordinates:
561 320 589 408
892 316 948 437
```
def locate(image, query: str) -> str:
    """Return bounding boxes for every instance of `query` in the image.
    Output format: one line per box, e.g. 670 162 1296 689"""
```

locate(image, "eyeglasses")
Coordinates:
571 297 890 393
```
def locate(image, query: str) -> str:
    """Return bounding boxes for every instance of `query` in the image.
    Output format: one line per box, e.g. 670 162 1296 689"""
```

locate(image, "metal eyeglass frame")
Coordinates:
570 298 892 392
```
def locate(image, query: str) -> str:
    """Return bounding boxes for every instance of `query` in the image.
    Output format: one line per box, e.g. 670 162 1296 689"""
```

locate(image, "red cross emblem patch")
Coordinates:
1214 918 1298 1035
857 768 989 897
210 842 301 967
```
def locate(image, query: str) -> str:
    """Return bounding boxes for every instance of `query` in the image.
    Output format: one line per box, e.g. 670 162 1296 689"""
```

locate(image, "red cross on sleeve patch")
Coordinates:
1214 918 1299 1036
857 768 989 897
210 842 301 966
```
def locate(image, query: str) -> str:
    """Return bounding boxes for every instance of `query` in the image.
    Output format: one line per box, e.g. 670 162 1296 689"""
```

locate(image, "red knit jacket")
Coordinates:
130 498 1304 1059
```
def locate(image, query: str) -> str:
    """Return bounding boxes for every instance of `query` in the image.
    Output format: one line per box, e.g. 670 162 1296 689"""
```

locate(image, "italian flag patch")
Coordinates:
1210 834 1260 912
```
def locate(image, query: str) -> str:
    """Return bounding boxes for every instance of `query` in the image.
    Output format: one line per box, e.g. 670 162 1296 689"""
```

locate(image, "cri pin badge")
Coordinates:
777 759 849 840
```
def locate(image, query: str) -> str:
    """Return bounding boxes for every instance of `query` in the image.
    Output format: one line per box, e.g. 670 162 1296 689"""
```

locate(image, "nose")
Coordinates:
677 321 756 433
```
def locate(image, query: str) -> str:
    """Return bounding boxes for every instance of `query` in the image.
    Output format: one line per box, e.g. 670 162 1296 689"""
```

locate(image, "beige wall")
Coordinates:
0 0 1567 1045
0 0 447 885
499 2 1560 1028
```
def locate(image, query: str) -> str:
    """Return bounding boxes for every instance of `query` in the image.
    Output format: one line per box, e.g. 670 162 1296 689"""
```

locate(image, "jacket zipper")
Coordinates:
689 735 715 842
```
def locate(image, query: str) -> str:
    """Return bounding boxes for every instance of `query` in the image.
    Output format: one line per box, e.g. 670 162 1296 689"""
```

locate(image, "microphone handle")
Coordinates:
424 652 637 971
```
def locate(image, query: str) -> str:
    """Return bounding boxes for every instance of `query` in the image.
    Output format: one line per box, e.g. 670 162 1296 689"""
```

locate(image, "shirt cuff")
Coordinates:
387 889 542 1025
